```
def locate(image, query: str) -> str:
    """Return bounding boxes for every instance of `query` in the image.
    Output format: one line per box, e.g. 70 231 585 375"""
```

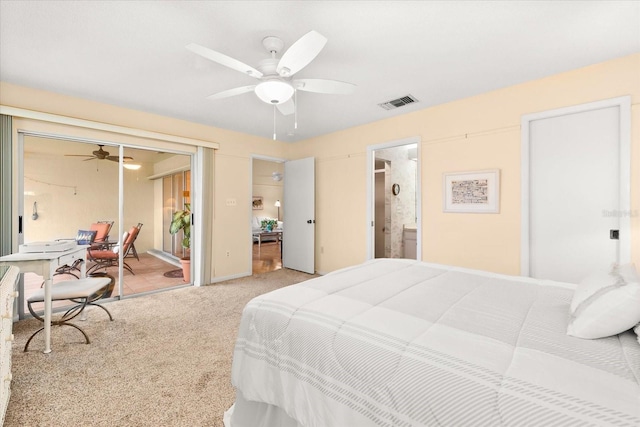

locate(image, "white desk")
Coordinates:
0 245 88 353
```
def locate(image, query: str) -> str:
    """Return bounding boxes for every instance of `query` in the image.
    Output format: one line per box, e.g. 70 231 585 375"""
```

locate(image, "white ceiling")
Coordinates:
1 1 638 143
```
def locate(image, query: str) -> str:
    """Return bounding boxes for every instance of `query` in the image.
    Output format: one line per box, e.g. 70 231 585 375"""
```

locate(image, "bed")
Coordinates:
224 259 640 426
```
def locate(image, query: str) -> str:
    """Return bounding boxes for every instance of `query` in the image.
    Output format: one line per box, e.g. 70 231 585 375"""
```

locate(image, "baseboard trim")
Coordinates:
210 271 252 284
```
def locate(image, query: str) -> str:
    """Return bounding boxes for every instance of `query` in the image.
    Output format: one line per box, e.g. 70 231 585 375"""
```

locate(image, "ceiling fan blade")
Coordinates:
207 85 256 100
277 31 327 77
276 99 295 116
186 43 263 78
294 78 356 95
106 156 134 162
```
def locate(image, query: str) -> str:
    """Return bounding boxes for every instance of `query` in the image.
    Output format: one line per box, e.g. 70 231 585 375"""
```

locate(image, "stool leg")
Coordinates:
87 303 114 321
61 322 91 344
24 298 93 352
24 327 45 352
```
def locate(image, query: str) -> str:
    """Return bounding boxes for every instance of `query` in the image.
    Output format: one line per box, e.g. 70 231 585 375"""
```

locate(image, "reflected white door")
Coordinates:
283 157 315 274
525 99 630 283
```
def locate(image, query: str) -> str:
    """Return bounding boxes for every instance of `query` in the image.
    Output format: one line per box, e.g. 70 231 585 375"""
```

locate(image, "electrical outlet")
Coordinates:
226 250 230 257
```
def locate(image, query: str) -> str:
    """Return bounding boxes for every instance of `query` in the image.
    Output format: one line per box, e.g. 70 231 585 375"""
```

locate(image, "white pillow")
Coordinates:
567 264 640 339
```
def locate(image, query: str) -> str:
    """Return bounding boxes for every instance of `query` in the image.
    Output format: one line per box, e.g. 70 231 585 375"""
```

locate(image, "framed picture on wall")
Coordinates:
443 169 500 213
252 196 263 210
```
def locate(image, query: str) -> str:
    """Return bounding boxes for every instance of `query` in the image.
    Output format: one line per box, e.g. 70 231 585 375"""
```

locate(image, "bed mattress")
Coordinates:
227 259 640 426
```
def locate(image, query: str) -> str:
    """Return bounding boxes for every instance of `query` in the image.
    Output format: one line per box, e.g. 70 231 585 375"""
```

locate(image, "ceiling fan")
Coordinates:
187 30 356 119
65 145 133 163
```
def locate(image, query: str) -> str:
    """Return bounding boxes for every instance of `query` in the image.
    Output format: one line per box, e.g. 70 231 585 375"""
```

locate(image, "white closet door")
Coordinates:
528 106 621 283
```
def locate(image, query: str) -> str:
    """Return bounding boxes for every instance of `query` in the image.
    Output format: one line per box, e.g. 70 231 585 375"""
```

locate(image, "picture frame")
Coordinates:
252 196 263 210
443 169 500 213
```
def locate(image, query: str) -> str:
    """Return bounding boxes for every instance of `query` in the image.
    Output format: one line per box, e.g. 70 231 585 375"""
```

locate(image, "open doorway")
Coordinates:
368 138 421 260
251 158 284 273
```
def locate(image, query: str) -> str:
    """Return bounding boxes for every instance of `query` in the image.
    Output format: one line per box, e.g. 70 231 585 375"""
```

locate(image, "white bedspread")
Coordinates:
229 259 640 426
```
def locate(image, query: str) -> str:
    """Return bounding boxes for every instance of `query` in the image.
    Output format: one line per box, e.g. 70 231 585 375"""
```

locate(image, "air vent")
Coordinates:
378 94 419 110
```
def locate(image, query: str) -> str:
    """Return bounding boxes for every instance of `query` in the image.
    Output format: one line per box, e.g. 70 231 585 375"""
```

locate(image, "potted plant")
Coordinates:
170 203 191 282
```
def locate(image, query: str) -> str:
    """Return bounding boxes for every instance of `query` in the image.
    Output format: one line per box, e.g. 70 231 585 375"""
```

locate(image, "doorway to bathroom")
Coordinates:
367 137 421 260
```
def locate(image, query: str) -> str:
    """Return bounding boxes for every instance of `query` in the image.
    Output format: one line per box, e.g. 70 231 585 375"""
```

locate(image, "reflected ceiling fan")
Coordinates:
65 145 133 163
187 30 356 137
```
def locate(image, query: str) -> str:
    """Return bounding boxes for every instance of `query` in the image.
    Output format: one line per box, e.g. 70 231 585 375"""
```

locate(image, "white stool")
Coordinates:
24 276 114 352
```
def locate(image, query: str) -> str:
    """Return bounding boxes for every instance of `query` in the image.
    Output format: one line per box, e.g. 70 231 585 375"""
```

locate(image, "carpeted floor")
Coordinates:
5 269 316 427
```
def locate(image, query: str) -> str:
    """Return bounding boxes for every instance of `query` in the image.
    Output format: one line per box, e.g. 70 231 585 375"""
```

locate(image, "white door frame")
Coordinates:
366 136 422 260
520 96 631 276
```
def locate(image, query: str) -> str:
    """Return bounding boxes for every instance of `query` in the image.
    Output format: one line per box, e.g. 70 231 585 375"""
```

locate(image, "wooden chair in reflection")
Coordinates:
87 223 142 275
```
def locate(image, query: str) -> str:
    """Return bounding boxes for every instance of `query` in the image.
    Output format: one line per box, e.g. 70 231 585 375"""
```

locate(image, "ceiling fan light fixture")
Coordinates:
255 81 294 105
123 163 141 170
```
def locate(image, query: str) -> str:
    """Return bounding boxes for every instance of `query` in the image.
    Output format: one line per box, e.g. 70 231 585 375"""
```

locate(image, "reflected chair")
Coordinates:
24 274 115 351
90 220 114 249
87 224 142 275
124 223 143 261
54 229 98 278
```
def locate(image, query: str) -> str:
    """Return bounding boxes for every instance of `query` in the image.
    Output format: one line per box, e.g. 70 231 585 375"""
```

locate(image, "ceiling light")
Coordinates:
123 163 141 170
255 81 294 105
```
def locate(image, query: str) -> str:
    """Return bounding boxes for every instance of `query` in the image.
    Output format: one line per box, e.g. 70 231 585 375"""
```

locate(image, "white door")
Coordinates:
523 98 630 283
283 157 315 274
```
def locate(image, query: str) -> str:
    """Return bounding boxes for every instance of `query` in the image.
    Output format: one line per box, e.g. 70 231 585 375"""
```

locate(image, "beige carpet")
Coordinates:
5 269 315 427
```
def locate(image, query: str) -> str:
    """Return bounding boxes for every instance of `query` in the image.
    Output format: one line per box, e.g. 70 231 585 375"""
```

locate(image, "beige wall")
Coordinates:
2 53 638 280
288 53 640 275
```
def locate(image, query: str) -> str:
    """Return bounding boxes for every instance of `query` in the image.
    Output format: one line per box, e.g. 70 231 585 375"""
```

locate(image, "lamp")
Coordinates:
123 163 141 170
254 81 294 105
274 200 281 221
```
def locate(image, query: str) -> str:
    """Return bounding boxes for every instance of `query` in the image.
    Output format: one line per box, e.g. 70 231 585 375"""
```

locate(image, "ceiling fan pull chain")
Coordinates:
273 105 277 140
294 89 298 130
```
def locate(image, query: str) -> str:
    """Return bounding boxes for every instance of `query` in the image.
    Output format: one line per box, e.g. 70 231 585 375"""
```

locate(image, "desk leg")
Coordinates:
42 276 52 354
80 254 88 321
